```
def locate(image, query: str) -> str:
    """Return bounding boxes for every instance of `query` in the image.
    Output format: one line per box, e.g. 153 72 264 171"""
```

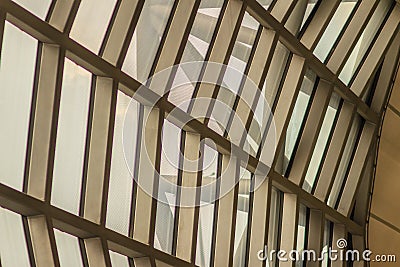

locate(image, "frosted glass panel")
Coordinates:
123 0 175 83
0 22 37 190
54 229 83 267
155 120 181 253
70 0 117 53
52 59 92 214
106 92 139 235
12 0 52 19
303 93 340 192
110 251 129 267
0 208 30 267
314 1 358 62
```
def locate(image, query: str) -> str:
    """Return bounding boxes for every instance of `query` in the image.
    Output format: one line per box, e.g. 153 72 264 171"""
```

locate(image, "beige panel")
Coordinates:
102 0 140 65
175 132 201 262
289 81 332 186
133 107 160 244
368 217 400 267
370 109 400 229
83 77 114 224
327 0 379 74
337 123 376 216
314 102 355 202
351 5 400 96
28 216 59 267
279 193 298 267
213 155 238 267
27 44 61 201
300 0 341 50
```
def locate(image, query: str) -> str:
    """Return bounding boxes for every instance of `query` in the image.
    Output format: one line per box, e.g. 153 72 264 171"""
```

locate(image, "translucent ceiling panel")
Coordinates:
313 1 358 62
303 93 340 193
0 208 30 267
54 229 83 267
0 22 37 191
107 91 139 235
52 59 92 215
327 115 362 208
281 70 317 175
155 120 181 254
123 0 175 83
12 0 52 19
168 0 224 108
339 0 392 85
195 144 218 267
70 0 117 53
110 251 130 267
232 168 251 267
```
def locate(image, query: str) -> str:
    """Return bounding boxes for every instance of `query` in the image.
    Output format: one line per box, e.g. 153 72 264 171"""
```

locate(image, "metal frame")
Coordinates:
0 0 399 266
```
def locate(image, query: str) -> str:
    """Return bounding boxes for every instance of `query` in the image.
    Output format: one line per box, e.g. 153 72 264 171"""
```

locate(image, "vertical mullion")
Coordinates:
326 0 380 75
212 155 239 266
305 210 324 267
84 238 111 267
300 0 341 49
288 81 333 186
351 5 400 96
270 0 298 24
189 0 245 117
313 102 356 202
82 78 116 224
271 55 307 170
175 132 201 262
48 0 81 33
28 216 60 267
22 216 37 267
247 177 272 267
371 31 400 114
101 0 142 66
279 193 299 267
337 123 376 216
330 224 346 267
132 107 162 245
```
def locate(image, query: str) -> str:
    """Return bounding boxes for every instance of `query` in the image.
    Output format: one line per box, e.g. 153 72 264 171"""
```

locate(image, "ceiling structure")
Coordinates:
0 0 399 266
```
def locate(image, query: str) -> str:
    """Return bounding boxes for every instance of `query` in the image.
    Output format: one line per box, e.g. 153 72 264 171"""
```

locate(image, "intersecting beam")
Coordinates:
243 0 379 124
0 183 196 267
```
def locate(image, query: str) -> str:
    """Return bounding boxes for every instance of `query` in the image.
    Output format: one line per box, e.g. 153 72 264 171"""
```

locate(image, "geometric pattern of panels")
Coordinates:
0 0 399 266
